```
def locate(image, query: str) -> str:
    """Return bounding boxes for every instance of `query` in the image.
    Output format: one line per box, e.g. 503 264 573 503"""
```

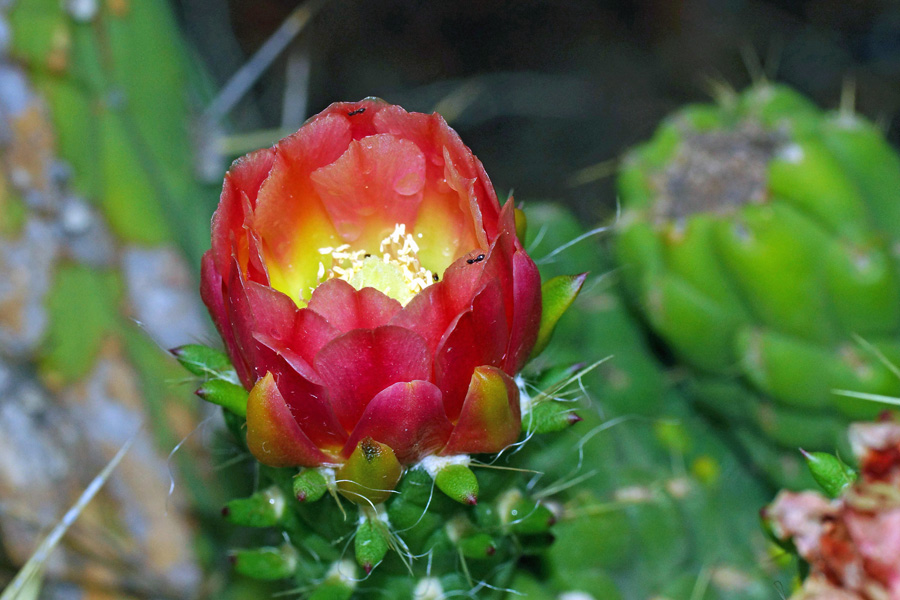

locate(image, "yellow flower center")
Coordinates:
315 224 437 305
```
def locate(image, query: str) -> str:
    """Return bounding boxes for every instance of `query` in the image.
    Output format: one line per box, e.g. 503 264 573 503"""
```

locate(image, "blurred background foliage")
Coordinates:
176 0 900 229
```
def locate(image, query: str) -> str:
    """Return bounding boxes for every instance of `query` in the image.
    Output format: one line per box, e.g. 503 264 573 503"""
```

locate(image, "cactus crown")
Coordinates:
655 124 784 221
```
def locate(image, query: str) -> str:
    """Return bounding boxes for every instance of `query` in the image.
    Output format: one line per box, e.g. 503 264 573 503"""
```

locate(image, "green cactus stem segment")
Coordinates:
229 543 299 580
355 513 391 574
800 449 857 498
293 468 329 503
531 273 588 358
523 401 582 434
170 344 235 379
195 379 248 417
433 463 479 505
457 532 498 559
222 485 285 527
417 455 477 504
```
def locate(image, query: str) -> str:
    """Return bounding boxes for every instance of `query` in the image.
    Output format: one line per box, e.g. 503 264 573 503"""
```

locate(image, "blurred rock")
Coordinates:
122 246 209 351
0 21 207 598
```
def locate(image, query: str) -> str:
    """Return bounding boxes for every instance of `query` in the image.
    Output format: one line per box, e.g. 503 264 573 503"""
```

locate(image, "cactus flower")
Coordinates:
200 99 541 500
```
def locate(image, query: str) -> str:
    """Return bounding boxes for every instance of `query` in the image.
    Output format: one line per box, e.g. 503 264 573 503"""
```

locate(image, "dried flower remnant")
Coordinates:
765 420 900 600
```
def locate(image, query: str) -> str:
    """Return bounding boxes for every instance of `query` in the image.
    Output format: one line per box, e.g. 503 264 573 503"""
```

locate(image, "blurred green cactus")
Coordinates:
613 83 900 487
513 203 782 599
9 0 215 260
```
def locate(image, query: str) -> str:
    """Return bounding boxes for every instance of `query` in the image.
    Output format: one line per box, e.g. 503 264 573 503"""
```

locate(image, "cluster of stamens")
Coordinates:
314 224 437 305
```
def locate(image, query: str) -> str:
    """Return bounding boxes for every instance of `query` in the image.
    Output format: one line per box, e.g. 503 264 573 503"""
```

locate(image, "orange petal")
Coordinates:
246 373 332 468
441 366 521 455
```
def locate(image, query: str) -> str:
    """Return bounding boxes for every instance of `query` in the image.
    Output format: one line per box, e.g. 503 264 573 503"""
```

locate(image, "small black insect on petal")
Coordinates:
432 273 439 282
474 254 485 263
466 259 475 264
364 253 372 258
347 107 366 116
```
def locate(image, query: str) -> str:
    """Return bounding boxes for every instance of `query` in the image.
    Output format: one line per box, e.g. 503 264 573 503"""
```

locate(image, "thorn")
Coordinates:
567 412 583 425
363 562 373 575
296 491 307 502
195 387 208 400
169 346 185 357
798 448 812 460
221 506 231 517
228 553 237 566
486 545 496 556
465 493 478 506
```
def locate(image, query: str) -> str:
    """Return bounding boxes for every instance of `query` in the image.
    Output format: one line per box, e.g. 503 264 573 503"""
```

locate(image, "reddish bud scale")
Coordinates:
201 99 542 502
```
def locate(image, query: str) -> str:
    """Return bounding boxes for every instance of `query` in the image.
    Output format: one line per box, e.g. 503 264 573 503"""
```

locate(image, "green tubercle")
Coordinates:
293 468 329 503
800 449 857 498
434 463 479 506
196 379 248 417
170 344 235 378
355 516 390 574
222 486 285 528
230 544 298 581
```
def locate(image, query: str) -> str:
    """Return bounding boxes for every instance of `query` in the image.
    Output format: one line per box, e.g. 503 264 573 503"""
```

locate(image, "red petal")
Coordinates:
342 380 452 464
434 281 509 422
307 279 402 333
268 365 346 451
315 99 388 139
390 230 514 355
211 147 276 280
253 113 350 280
389 282 452 352
246 373 332 467
244 279 297 340
314 326 432 432
244 229 270 285
504 249 542 374
200 251 252 387
288 308 341 368
310 133 426 244
372 105 441 165
374 105 501 241
441 366 521 455
224 262 298 384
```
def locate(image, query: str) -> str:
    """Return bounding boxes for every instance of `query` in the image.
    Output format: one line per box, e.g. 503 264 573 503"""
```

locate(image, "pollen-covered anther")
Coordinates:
314 223 435 305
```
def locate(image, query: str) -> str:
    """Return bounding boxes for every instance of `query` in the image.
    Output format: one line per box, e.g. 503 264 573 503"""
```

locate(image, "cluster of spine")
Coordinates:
614 82 900 487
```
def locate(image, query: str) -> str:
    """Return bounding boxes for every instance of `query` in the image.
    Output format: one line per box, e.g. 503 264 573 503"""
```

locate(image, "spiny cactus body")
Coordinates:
614 83 900 486
514 203 784 599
